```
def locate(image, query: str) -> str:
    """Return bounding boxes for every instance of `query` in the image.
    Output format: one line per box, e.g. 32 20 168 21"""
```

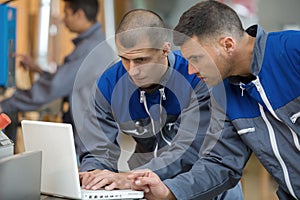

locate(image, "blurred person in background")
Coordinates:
0 0 105 151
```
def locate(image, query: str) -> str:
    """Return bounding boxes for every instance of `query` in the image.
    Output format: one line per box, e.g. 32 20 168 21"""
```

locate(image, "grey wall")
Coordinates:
131 0 300 32
257 0 300 31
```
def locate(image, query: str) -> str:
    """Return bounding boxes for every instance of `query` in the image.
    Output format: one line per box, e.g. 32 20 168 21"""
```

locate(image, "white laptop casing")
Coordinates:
21 120 144 200
22 120 81 199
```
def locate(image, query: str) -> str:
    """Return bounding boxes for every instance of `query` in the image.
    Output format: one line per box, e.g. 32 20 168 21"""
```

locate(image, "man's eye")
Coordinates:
189 58 198 64
135 58 146 63
189 55 202 63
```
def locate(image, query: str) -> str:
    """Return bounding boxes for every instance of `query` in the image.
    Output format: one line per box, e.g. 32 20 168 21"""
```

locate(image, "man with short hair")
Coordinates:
78 9 243 200
0 0 105 145
129 1 300 200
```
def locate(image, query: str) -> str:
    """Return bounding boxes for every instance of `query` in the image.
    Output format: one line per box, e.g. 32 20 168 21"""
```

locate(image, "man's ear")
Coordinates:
220 37 235 55
75 8 85 19
162 42 171 56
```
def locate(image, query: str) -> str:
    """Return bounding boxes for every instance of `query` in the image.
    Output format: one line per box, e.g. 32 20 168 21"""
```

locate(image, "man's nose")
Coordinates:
188 63 199 75
128 62 139 76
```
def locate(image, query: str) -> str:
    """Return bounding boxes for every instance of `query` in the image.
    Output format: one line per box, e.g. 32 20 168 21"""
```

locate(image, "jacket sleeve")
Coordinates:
71 41 121 172
78 86 121 172
134 81 211 180
0 50 84 113
163 95 252 200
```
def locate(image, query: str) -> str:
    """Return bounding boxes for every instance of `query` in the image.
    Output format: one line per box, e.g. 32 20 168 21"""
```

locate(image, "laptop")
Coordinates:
0 151 42 200
21 120 144 200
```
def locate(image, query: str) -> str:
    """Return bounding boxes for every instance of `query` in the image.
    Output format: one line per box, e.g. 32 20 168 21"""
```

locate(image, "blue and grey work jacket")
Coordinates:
164 25 300 200
78 51 211 181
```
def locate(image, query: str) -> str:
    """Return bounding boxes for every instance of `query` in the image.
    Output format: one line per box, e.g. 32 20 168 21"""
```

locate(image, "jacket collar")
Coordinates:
158 52 176 87
72 22 102 45
228 24 267 85
250 24 268 76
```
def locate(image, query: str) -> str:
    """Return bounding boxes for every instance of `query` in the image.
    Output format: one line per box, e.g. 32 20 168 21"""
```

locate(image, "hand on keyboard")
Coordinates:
80 169 133 190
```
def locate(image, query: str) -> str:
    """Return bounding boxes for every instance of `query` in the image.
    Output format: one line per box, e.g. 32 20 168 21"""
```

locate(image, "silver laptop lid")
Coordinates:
21 120 144 200
21 120 82 199
0 151 42 200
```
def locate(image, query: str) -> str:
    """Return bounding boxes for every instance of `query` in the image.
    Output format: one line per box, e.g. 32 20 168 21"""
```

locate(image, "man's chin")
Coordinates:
139 84 152 89
134 81 151 88
139 83 161 91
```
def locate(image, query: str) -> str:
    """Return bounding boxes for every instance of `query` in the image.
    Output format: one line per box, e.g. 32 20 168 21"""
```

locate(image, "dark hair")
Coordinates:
115 9 169 49
174 0 244 46
63 0 99 22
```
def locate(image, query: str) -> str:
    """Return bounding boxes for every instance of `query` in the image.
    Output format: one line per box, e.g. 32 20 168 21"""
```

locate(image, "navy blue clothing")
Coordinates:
164 25 300 200
78 50 243 199
79 51 210 177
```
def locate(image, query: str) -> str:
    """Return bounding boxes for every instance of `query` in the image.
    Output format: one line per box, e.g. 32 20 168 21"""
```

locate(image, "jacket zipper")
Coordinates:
239 82 246 96
254 78 297 199
258 104 297 199
140 91 157 157
139 88 170 157
159 88 170 146
253 78 300 151
290 111 300 123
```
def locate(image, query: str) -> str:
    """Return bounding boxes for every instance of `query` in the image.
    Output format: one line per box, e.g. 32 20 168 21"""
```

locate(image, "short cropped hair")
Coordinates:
174 0 244 46
115 9 169 49
63 0 99 22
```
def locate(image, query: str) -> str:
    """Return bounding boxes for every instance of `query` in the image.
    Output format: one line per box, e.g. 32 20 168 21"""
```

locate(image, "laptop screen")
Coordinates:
21 120 144 200
22 120 82 199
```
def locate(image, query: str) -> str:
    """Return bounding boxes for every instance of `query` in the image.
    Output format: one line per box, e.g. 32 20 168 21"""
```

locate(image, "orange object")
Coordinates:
0 113 11 129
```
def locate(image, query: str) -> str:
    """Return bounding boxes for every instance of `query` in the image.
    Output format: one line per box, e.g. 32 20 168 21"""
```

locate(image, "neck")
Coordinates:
141 84 161 93
78 21 95 34
232 33 255 77
141 57 169 93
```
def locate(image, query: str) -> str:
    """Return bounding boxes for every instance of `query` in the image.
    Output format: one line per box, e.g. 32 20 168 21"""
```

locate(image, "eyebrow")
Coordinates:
187 54 205 60
187 55 198 60
119 55 150 61
118 55 128 60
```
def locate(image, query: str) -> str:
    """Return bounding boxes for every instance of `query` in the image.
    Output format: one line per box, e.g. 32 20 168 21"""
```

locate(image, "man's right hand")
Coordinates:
79 169 132 190
13 54 43 74
128 169 176 200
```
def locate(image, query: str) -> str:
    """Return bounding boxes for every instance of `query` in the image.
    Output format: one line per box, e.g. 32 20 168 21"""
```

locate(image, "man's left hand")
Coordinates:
79 169 132 190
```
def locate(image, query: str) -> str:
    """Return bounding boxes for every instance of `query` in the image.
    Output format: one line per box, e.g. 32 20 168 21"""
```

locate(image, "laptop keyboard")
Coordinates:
81 189 143 200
